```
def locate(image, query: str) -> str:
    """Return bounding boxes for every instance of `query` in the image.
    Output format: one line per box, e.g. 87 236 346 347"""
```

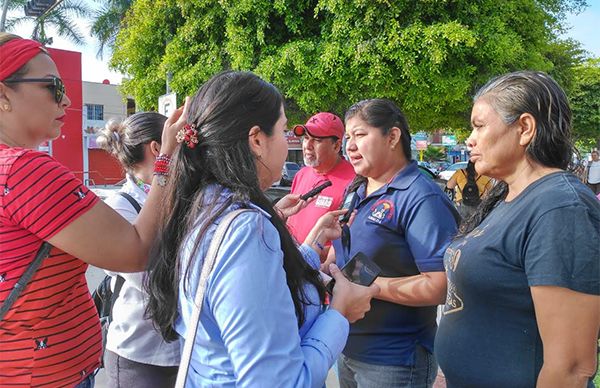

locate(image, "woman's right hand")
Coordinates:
328 263 380 323
160 96 191 155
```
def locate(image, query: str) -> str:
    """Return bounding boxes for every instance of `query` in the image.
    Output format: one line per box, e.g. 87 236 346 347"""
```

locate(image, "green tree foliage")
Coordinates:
423 146 446 162
90 0 133 58
111 0 586 131
569 58 600 148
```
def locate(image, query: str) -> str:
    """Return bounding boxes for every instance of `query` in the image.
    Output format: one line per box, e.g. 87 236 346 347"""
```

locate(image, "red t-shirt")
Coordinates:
287 159 355 243
0 145 101 387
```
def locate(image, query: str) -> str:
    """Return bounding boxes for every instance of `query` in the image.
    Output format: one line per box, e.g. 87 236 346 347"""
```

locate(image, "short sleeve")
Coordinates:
524 205 600 295
3 151 98 240
104 193 139 224
404 195 458 272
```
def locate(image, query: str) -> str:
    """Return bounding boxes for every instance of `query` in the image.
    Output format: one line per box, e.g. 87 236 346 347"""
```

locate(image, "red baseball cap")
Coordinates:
293 112 345 139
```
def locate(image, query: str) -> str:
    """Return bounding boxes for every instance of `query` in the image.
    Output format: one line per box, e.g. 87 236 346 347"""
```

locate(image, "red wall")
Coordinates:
47 48 83 180
89 149 124 185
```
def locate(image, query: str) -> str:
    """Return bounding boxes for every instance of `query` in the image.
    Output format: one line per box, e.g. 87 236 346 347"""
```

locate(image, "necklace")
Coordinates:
134 176 151 194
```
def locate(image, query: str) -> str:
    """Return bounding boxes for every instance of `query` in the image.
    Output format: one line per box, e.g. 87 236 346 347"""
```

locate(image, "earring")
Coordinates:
2 104 9 111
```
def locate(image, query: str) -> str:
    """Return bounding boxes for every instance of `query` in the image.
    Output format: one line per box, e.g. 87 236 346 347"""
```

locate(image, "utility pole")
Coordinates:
0 0 10 31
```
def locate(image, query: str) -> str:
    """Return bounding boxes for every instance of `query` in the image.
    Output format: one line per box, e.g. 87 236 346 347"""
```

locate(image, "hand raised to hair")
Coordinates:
160 96 191 155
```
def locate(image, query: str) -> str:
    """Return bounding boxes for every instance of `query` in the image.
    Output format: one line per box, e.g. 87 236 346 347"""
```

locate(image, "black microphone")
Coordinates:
299 180 332 201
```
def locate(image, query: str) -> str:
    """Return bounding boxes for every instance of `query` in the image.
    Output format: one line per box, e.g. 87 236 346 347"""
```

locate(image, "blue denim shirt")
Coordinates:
175 187 349 387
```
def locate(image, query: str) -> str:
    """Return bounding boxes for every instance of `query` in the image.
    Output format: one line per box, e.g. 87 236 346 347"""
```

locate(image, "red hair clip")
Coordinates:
177 123 199 149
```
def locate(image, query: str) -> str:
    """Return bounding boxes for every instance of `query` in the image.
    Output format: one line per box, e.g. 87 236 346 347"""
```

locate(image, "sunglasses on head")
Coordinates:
4 76 66 104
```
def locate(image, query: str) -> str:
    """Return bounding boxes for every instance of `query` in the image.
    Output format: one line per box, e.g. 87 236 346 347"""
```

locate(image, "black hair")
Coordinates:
96 112 166 174
466 160 476 177
459 71 573 236
145 71 326 341
343 98 412 193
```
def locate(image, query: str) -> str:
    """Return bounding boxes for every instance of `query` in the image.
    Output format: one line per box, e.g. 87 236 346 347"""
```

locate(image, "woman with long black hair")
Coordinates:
145 71 378 387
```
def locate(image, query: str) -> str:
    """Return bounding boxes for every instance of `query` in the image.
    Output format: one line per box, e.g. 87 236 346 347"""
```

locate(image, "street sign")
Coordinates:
413 132 428 141
442 135 457 146
24 0 56 17
415 140 428 150
158 92 177 118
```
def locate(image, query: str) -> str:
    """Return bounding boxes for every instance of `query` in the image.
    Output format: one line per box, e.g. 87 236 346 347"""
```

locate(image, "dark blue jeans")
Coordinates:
73 373 95 388
338 345 437 388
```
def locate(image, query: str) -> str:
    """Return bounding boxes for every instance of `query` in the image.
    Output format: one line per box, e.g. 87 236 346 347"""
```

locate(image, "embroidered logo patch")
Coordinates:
73 188 86 200
34 337 49 350
368 199 394 223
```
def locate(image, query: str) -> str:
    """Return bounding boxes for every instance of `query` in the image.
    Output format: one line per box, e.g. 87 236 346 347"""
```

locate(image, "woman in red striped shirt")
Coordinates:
0 33 184 387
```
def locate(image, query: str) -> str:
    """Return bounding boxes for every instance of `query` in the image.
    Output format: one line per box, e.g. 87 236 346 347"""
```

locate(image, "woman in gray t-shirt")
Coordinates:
435 71 600 388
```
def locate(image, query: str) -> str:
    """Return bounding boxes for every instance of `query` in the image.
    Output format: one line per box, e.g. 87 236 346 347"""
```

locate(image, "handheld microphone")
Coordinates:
299 180 332 201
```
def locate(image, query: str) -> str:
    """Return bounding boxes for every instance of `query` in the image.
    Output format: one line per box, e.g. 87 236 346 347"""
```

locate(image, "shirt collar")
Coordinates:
356 160 420 199
387 160 420 190
206 184 271 218
125 174 149 198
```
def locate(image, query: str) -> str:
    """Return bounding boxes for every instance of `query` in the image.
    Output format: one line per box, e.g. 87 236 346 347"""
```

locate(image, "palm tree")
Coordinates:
89 0 132 58
4 0 90 46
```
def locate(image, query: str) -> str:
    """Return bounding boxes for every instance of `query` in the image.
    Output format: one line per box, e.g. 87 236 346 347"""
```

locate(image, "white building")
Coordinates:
81 80 135 185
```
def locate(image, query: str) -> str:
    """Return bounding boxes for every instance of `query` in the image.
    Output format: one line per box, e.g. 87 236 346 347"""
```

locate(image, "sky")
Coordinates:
9 0 600 84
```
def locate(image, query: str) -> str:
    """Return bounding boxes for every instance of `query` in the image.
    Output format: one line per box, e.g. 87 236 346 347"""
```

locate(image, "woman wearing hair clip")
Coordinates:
96 112 180 387
0 33 184 387
145 70 380 387
435 71 600 387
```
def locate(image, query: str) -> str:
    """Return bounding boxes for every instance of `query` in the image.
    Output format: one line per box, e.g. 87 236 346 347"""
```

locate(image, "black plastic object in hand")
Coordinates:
300 180 332 201
325 252 381 295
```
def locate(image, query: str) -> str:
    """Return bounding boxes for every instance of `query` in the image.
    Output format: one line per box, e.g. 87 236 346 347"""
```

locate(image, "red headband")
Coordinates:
0 38 44 81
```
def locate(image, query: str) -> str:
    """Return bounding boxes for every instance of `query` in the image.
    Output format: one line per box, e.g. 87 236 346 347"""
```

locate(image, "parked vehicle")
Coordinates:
280 162 301 186
439 161 469 181
417 165 446 191
265 185 291 205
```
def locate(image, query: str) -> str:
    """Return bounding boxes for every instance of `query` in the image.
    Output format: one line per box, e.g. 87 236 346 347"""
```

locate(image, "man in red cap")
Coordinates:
287 112 355 256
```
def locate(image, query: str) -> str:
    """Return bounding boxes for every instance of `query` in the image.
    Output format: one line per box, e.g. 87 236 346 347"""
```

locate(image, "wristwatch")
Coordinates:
155 174 168 187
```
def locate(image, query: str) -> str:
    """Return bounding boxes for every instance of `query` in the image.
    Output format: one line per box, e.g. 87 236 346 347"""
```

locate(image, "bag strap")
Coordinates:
106 192 141 322
0 242 52 321
119 192 142 213
108 276 125 324
175 208 251 388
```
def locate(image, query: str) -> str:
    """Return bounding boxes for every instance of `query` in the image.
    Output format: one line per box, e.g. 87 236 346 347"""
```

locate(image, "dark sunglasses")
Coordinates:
4 76 66 103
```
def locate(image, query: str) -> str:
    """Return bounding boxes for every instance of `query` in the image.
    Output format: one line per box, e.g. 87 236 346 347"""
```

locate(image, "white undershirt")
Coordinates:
103 175 180 366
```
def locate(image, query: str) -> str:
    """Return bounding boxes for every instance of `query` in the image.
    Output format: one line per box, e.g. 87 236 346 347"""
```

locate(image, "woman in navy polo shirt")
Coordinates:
327 99 459 388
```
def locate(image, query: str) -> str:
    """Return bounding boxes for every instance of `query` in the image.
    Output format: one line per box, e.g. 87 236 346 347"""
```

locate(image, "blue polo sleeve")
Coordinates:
403 194 458 272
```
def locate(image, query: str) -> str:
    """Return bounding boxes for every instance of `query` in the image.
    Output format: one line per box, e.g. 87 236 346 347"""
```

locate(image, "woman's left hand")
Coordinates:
304 209 347 246
160 96 191 155
274 194 308 220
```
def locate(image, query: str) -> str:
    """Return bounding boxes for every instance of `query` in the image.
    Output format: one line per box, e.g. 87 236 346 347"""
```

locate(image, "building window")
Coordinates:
85 104 104 120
